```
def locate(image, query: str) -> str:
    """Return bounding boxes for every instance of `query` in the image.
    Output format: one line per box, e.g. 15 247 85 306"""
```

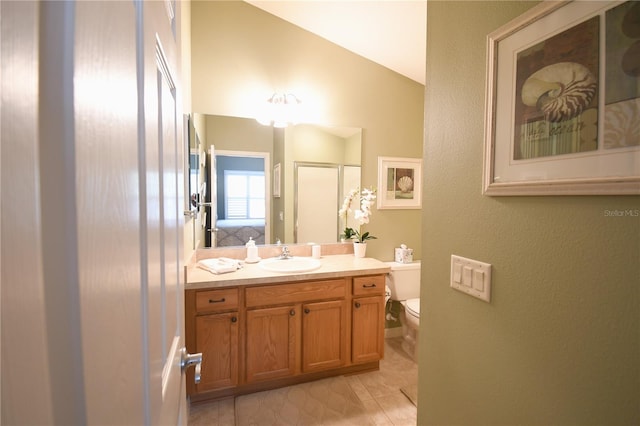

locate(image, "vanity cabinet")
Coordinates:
185 272 386 402
187 288 240 393
244 278 348 382
245 304 298 383
195 312 239 391
301 299 348 373
351 275 385 364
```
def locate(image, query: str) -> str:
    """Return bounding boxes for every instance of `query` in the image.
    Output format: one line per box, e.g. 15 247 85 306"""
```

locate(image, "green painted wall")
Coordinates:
420 2 640 424
291 125 347 164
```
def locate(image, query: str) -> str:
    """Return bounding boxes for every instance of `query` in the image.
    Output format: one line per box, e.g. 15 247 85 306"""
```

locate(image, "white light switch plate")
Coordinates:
450 255 491 302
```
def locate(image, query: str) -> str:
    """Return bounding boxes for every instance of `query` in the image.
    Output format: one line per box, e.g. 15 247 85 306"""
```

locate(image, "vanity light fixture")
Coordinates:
256 92 301 128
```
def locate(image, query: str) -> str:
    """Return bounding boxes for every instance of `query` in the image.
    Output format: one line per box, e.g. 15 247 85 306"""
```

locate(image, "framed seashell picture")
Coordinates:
483 0 640 195
377 156 422 209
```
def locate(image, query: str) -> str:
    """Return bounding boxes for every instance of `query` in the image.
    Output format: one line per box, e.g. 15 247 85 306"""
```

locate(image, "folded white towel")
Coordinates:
197 258 242 275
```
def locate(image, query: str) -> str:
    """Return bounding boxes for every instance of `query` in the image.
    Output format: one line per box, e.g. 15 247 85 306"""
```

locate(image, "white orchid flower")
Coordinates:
354 209 369 224
340 186 377 241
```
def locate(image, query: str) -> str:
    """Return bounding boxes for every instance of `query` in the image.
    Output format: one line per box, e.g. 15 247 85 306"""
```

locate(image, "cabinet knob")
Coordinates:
304 308 310 314
231 316 237 323
290 309 295 316
208 297 226 304
355 302 361 308
362 283 376 288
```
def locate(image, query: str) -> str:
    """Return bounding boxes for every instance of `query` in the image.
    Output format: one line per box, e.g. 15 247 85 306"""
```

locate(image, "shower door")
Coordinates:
295 163 340 243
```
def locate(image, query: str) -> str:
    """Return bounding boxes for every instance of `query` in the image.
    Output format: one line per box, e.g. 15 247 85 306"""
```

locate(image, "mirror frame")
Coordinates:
183 114 197 216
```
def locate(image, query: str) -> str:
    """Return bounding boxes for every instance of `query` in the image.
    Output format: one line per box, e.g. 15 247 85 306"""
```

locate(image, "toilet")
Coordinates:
385 261 421 361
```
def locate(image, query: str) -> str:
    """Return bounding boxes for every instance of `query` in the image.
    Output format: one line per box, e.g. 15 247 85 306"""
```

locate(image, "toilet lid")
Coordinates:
405 298 420 317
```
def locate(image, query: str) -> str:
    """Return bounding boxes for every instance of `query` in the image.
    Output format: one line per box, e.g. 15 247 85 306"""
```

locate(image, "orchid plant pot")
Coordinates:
353 242 367 258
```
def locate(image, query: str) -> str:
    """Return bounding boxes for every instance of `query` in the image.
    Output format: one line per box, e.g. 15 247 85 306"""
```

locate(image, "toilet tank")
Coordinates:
384 261 421 301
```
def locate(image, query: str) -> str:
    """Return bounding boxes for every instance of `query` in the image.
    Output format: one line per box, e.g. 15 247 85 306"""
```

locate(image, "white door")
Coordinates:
1 1 188 424
138 1 188 424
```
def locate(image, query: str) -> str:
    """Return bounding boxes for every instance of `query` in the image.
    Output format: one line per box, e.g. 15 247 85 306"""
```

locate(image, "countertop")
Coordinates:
186 254 391 290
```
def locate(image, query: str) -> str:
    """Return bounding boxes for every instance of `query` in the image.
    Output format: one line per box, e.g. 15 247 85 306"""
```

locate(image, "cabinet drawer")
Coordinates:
353 275 385 296
195 288 239 313
246 279 347 308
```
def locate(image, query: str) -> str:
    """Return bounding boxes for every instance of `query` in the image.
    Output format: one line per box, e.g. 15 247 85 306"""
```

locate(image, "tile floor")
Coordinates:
188 336 418 425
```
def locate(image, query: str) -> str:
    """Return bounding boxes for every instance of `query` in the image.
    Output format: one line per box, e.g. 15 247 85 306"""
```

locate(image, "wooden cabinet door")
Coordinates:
195 312 239 392
301 300 348 373
352 296 385 364
246 305 298 383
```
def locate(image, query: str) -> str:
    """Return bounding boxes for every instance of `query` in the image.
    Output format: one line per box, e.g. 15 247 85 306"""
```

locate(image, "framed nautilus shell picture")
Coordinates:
377 156 422 209
483 0 640 195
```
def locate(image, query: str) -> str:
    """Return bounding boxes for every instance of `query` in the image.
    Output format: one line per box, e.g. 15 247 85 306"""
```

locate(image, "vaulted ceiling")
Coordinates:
245 1 427 85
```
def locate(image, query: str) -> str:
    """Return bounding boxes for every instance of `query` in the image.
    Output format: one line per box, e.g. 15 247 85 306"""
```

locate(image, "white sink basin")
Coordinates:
259 257 322 273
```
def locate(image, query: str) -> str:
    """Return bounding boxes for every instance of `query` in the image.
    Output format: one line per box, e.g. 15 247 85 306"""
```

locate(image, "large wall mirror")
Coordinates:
188 113 362 248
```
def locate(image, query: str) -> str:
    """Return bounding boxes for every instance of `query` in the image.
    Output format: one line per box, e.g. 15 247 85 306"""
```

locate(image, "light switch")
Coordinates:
463 266 472 287
473 270 484 291
450 255 492 303
453 263 462 283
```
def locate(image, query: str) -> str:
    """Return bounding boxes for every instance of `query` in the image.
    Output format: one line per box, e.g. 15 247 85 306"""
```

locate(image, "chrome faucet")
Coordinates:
278 245 292 260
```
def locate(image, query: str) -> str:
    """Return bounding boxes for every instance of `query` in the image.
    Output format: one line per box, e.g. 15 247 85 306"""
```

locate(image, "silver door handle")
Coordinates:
181 348 203 384
197 202 212 207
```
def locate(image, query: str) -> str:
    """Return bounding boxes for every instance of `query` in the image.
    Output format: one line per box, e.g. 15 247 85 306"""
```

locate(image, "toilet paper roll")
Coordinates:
385 285 392 305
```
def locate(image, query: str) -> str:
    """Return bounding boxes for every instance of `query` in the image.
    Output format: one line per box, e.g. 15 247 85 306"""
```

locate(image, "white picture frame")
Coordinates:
377 156 422 209
483 0 640 196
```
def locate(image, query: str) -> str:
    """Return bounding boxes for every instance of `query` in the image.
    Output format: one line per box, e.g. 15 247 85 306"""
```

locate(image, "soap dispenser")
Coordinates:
245 237 260 263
